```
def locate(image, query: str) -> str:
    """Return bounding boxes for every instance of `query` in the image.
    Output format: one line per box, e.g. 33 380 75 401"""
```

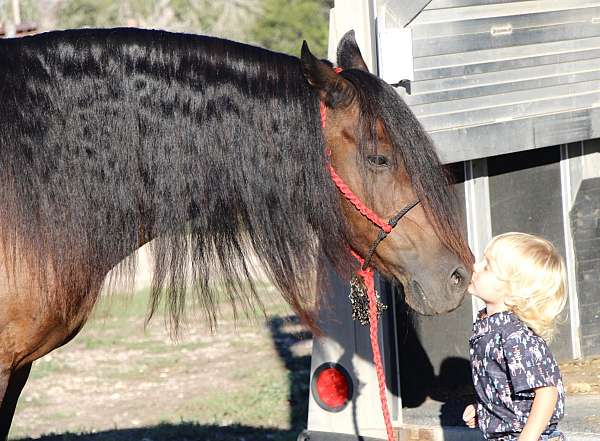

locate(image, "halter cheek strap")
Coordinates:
320 68 420 441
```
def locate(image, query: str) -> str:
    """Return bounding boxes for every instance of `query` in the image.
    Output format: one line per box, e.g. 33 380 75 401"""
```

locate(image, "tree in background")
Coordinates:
170 0 261 41
56 0 260 40
1 0 332 60
250 0 333 58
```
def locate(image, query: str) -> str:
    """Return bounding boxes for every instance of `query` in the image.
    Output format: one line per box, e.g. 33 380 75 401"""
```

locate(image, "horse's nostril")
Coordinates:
450 270 463 286
450 267 467 289
411 280 425 298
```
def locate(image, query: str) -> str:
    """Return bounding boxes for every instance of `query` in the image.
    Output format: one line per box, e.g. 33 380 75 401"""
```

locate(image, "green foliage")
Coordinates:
250 0 333 58
18 0 38 23
169 0 221 32
57 0 121 29
55 0 259 39
14 0 331 59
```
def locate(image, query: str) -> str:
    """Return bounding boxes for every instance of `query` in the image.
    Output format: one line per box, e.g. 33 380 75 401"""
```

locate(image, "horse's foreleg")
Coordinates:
0 363 32 441
0 244 107 438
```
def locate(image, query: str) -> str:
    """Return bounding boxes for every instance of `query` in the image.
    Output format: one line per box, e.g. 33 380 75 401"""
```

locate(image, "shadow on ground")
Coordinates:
393 290 475 427
267 315 312 431
14 314 312 441
14 422 300 441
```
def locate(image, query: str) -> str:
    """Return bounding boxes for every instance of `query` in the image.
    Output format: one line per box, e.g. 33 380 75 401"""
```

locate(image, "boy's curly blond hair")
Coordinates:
486 232 567 342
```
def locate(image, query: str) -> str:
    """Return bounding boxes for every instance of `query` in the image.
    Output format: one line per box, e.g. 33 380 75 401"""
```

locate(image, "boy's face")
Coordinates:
468 252 508 310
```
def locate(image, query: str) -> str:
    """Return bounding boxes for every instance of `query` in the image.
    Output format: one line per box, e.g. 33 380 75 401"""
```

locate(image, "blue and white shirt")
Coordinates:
469 310 565 440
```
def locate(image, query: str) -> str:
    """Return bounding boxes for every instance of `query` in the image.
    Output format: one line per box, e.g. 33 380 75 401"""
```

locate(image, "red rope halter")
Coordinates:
326 163 393 234
320 75 396 441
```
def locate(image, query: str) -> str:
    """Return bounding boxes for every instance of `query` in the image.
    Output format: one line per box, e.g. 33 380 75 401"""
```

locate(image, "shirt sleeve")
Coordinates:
502 328 562 394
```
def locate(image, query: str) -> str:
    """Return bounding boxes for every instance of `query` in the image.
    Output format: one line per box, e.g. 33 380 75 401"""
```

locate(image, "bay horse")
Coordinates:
0 28 472 436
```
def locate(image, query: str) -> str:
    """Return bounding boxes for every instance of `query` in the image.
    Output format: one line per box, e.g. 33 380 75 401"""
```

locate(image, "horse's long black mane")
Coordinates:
0 28 471 333
0 28 351 331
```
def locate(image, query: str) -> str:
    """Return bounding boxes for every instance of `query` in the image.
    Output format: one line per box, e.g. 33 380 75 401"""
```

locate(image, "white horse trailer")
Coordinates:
302 1 600 440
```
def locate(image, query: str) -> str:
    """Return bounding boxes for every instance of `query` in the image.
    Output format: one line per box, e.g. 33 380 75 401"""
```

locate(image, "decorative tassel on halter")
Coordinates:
349 274 387 325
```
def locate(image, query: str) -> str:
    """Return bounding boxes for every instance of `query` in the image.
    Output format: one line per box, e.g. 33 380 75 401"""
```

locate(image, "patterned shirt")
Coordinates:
469 310 565 440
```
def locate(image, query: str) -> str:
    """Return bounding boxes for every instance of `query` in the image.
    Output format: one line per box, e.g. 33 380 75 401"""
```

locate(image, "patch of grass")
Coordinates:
162 340 213 351
11 281 312 441
80 337 120 350
29 358 64 381
170 370 291 429
14 393 49 411
89 285 293 335
92 289 151 322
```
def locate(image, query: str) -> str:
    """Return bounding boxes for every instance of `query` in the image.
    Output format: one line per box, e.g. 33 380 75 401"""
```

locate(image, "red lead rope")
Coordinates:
352 252 396 441
321 95 396 441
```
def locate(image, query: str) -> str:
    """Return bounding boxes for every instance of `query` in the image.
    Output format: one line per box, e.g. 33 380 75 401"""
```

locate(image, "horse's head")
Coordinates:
300 31 473 315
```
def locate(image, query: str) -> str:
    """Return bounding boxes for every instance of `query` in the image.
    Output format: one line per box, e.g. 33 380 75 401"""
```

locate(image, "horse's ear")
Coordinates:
336 30 369 72
300 41 354 108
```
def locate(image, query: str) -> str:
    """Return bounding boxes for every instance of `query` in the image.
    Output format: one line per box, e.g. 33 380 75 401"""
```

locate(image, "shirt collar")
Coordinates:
471 309 519 340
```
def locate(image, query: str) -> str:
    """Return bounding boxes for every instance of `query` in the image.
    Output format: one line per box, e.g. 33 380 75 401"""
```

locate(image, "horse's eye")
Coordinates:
367 155 391 168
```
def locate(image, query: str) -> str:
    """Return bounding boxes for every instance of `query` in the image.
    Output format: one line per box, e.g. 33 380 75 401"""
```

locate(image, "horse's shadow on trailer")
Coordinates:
12 315 312 441
394 293 475 427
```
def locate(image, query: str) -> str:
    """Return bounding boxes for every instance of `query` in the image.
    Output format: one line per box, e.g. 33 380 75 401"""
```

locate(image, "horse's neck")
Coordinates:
5 29 323 277
125 34 319 238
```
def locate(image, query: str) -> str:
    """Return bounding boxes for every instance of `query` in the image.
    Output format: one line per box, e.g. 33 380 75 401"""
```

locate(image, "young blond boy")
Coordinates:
463 232 567 441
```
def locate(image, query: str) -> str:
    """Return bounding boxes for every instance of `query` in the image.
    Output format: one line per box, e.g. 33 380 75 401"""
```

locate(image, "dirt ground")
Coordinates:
11 288 312 441
9 287 600 441
560 356 600 395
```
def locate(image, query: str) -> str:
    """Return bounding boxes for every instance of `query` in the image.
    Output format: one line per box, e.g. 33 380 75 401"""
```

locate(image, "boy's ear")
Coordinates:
300 41 355 108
